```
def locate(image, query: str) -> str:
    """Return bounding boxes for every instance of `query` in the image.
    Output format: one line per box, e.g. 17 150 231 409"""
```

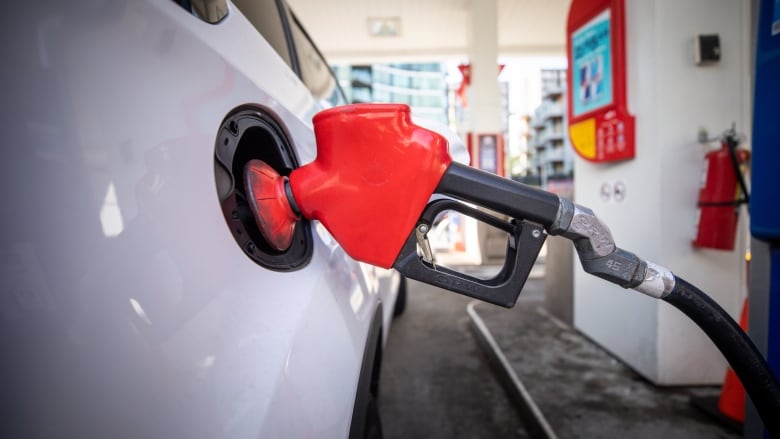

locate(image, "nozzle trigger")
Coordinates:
414 223 436 268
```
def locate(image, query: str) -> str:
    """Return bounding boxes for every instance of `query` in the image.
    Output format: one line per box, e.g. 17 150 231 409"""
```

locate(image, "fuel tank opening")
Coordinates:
214 106 312 271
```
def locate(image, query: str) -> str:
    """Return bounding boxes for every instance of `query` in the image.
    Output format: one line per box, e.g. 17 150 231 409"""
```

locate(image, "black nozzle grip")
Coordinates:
392 199 546 308
436 162 561 229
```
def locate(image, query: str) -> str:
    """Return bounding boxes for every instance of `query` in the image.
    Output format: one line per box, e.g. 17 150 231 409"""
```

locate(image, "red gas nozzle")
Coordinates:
244 160 299 251
289 104 452 268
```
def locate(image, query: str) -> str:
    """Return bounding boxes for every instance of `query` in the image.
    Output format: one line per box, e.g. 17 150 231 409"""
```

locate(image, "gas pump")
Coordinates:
745 0 780 436
243 103 780 436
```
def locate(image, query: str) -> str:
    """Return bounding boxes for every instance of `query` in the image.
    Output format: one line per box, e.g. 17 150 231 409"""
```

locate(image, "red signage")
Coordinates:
566 0 635 162
468 133 505 177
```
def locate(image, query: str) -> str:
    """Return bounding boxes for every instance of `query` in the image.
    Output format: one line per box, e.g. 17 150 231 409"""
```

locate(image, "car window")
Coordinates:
288 14 347 107
172 0 228 24
231 0 294 69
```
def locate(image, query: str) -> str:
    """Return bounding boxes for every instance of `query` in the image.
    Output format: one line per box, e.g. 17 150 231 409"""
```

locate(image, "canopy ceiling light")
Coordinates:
367 17 401 37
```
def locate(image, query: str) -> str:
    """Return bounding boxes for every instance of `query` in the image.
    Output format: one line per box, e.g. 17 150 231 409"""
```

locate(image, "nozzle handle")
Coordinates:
393 199 546 308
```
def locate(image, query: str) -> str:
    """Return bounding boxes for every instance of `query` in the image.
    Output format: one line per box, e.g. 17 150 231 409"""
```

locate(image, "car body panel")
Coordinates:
1 1 397 437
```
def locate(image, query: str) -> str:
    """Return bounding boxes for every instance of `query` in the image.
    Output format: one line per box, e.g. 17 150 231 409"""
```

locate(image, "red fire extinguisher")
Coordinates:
693 129 750 250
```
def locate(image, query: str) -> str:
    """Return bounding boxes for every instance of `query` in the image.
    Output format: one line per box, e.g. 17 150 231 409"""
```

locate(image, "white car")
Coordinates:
2 1 404 437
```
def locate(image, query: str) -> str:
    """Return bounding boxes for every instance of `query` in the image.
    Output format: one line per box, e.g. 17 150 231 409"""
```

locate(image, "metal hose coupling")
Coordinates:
549 198 674 298
634 261 675 299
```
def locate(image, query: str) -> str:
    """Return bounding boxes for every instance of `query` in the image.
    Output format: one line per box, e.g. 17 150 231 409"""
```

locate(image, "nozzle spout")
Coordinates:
244 160 300 251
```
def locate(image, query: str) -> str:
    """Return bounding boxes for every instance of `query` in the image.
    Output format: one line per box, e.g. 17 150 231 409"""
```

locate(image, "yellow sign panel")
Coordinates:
569 118 597 160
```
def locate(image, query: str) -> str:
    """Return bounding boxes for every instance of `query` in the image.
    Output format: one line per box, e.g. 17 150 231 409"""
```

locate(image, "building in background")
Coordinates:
333 61 572 190
334 63 449 125
528 69 574 191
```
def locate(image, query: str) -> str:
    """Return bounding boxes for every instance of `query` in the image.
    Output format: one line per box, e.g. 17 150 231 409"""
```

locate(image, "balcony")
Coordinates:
542 86 565 100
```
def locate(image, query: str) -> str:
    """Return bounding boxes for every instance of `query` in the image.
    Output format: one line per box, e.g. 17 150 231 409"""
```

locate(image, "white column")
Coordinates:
467 0 501 134
465 0 507 263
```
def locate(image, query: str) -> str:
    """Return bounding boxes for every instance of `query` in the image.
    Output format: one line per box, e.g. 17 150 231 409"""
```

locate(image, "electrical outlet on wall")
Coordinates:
695 34 721 65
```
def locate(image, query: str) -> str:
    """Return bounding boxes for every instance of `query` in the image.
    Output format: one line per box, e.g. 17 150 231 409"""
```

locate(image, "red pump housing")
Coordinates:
693 142 750 250
288 104 452 268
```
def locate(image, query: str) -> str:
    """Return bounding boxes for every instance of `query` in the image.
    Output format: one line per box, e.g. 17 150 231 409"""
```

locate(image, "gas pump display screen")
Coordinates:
572 10 613 117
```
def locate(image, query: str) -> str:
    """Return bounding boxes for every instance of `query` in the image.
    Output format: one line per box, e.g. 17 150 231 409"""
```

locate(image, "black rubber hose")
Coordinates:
663 276 780 437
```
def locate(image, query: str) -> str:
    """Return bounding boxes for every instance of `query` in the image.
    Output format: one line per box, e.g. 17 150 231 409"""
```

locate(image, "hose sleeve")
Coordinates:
663 276 780 437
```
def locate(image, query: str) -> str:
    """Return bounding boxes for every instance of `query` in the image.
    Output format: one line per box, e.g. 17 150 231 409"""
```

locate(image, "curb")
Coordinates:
466 301 558 439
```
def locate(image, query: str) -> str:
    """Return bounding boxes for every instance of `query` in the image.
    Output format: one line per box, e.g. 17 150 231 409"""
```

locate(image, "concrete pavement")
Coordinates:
378 272 738 438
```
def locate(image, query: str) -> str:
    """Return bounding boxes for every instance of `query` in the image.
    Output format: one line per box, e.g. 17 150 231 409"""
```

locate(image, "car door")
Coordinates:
2 0 386 437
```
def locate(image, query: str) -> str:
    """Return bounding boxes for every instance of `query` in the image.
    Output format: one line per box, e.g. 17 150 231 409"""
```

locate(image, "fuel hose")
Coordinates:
663 276 780 437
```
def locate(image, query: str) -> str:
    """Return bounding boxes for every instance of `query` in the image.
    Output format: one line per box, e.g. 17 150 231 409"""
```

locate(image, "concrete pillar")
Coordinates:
467 0 501 134
466 0 506 264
